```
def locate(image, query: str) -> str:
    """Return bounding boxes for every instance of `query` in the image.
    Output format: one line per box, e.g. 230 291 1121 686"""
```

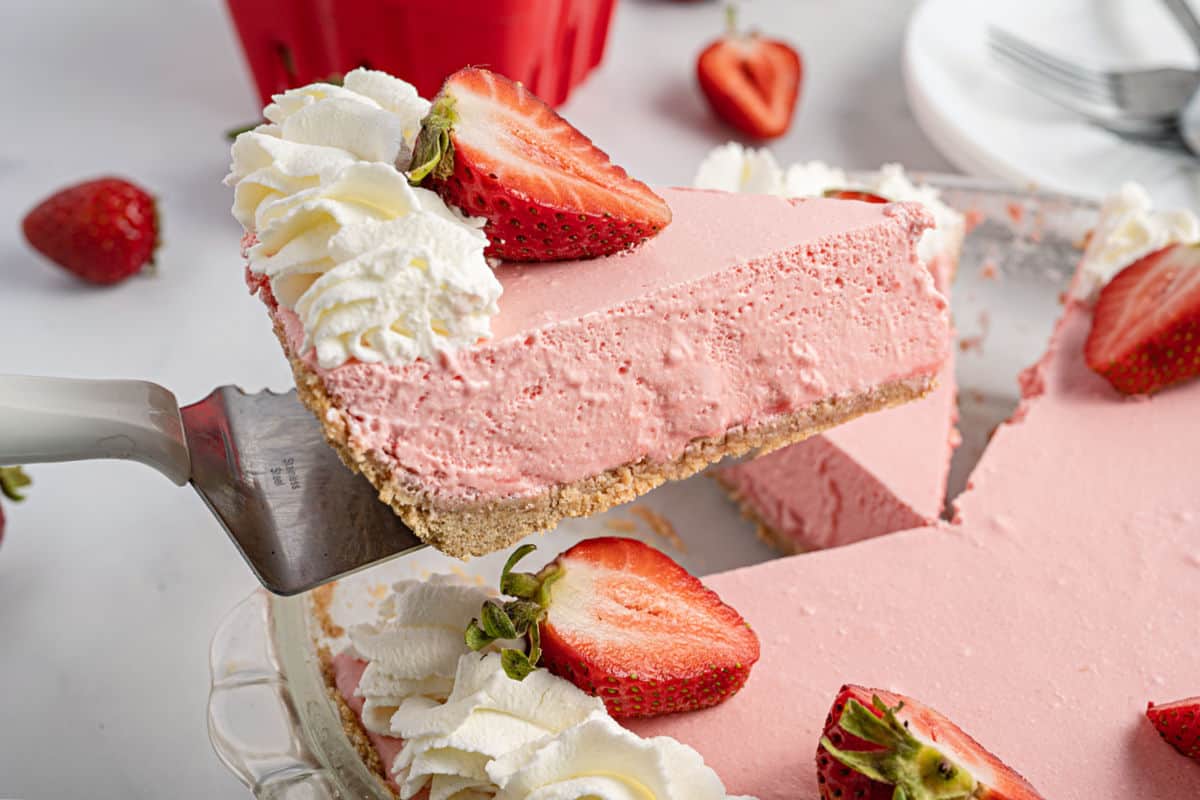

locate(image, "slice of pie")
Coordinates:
230 73 951 559
263 188 949 557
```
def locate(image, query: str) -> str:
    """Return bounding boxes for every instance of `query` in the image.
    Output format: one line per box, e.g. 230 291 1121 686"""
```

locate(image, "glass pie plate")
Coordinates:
207 175 1099 799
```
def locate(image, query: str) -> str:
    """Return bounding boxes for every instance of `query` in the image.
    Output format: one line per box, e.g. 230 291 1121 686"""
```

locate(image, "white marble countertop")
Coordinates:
0 0 951 796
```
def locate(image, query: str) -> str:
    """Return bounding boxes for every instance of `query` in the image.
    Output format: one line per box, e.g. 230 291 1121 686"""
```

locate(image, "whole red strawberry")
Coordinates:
1084 243 1200 395
817 685 1045 799
408 67 671 262
1147 696 1200 763
697 7 802 140
22 177 159 285
465 538 760 719
0 467 31 549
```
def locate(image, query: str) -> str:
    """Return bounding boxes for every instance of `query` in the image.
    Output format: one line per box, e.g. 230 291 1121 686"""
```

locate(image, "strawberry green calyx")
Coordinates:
822 697 979 800
0 467 31 502
465 543 563 681
724 2 739 36
407 96 458 184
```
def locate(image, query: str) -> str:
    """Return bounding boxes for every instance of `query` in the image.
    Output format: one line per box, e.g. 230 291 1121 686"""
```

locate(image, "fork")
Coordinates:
987 27 1200 121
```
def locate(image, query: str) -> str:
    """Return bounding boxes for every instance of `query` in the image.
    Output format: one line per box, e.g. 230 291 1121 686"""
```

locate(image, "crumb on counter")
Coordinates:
630 505 687 552
603 517 639 534
963 208 985 232
958 310 991 355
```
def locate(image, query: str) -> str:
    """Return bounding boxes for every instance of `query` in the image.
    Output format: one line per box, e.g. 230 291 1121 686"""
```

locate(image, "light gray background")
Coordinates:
0 0 950 796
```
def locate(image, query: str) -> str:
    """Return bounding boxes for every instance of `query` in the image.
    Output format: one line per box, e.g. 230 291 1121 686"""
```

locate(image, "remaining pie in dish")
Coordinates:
316 184 1200 800
697 146 963 553
630 185 1200 799
229 71 951 559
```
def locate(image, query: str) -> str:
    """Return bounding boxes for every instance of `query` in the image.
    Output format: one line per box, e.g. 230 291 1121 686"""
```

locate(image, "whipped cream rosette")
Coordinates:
488 715 755 800
348 575 498 735
227 68 501 368
694 142 961 268
388 652 604 799
1075 182 1200 300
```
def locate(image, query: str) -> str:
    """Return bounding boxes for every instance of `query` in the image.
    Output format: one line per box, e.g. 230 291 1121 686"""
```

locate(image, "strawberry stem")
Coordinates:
821 698 978 800
464 543 562 681
0 467 30 502
725 2 740 36
407 95 458 183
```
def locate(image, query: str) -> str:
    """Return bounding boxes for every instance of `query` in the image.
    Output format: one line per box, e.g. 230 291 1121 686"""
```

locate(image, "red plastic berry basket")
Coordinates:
226 0 618 108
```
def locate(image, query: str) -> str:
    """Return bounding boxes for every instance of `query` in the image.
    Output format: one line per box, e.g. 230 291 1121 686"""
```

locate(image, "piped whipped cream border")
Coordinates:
693 142 964 267
343 573 754 800
226 69 502 369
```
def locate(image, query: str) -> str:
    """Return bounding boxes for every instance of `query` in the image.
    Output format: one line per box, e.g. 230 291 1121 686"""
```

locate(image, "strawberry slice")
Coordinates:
825 189 889 204
407 67 671 262
1084 243 1200 395
817 685 1045 800
696 7 802 140
1147 696 1200 763
464 537 760 719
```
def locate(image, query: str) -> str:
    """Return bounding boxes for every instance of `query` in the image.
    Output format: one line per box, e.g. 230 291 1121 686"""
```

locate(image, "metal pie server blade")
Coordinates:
0 375 425 597
181 387 426 595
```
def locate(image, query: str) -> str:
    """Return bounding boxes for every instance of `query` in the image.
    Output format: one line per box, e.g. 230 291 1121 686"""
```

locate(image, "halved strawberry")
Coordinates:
817 685 1045 800
1084 243 1200 395
407 67 671 262
465 537 760 719
696 8 802 140
1147 696 1200 763
825 189 889 204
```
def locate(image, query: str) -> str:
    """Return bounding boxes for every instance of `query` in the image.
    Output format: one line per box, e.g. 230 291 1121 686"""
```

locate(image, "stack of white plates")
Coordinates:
905 0 1200 207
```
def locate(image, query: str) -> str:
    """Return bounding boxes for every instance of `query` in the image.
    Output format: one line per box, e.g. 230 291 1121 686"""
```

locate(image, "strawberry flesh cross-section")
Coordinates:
408 67 672 262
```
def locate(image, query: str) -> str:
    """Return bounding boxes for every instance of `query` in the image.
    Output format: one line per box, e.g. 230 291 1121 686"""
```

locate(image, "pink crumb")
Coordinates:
958 310 991 355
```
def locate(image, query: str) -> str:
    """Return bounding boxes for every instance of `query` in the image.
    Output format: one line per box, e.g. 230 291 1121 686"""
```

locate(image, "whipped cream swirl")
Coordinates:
694 142 962 267
389 652 605 799
228 68 428 230
348 575 496 735
227 69 502 368
489 715 754 800
1076 182 1200 300
693 143 785 195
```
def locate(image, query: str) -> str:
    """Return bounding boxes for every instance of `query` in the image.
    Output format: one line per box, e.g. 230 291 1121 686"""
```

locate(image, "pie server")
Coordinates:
0 376 426 595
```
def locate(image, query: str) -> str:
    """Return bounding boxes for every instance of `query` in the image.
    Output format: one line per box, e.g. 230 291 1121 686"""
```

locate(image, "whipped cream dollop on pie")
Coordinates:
226 68 501 368
348 575 497 734
694 142 962 273
338 574 754 800
1074 182 1200 301
390 652 603 798
488 715 757 800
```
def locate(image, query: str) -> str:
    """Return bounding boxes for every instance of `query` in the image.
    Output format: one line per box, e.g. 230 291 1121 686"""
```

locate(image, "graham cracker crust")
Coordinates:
273 314 935 559
317 646 397 797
